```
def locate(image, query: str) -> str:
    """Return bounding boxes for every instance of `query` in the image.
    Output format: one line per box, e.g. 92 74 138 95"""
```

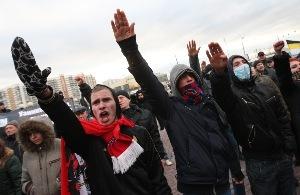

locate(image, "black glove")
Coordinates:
11 37 51 96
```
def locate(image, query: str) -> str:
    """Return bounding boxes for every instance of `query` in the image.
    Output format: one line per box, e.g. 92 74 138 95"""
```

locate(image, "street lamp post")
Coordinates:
241 36 246 58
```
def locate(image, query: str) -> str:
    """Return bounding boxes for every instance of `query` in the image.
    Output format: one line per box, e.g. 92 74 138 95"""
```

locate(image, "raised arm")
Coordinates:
187 40 202 76
111 9 171 119
11 37 89 156
272 41 294 95
75 74 92 105
206 43 248 144
206 42 238 112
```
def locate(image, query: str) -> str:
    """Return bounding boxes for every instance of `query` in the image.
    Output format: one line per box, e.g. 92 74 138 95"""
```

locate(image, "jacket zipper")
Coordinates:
265 96 276 104
241 97 256 106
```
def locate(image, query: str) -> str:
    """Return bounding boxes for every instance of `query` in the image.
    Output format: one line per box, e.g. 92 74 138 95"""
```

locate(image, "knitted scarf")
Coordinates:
80 116 144 174
179 81 204 105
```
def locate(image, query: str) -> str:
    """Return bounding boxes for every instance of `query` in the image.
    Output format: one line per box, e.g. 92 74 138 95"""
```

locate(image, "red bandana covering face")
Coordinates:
79 115 144 174
179 81 204 105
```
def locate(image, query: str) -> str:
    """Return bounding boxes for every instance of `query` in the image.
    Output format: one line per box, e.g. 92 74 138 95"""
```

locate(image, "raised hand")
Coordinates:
187 40 200 56
111 9 135 42
273 41 285 55
200 61 206 72
206 42 228 73
11 37 51 96
74 74 85 85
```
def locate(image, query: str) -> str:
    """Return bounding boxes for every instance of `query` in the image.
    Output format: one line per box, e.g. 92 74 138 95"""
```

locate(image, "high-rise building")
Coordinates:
0 74 97 110
102 73 169 93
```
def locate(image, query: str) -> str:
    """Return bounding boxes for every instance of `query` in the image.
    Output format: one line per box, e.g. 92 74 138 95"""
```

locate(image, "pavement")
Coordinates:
159 129 300 195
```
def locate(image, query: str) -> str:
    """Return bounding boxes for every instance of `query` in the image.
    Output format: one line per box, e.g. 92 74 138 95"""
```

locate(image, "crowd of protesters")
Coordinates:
0 9 299 195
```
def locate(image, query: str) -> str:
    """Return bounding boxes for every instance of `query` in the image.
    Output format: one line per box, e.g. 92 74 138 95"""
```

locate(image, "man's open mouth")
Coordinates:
100 111 109 118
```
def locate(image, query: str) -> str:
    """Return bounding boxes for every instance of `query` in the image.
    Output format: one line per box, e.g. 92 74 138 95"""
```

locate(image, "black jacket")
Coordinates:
39 93 171 195
123 104 167 159
210 55 295 160
273 52 300 154
118 36 243 193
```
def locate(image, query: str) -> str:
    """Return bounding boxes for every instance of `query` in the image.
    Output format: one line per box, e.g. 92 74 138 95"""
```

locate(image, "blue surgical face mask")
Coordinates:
233 63 251 80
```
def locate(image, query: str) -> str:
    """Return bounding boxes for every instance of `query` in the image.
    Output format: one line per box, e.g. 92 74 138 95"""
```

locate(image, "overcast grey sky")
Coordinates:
1 0 299 88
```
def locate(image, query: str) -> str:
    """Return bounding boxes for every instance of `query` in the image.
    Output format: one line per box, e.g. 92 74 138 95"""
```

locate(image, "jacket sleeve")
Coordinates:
7 156 22 195
79 83 92 106
118 36 172 120
147 112 167 159
189 55 210 94
273 52 295 95
224 129 244 181
21 158 33 195
143 129 172 195
210 70 239 116
189 55 202 78
210 71 248 142
38 92 89 157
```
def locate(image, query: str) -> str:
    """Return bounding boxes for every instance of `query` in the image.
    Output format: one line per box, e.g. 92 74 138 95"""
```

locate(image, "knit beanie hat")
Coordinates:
5 120 19 129
115 90 130 100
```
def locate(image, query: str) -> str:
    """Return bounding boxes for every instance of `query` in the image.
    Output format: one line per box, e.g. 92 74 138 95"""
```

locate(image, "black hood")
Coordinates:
227 55 255 87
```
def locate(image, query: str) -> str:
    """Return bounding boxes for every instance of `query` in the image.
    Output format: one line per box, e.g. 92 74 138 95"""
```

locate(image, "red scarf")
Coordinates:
80 115 143 174
79 116 135 157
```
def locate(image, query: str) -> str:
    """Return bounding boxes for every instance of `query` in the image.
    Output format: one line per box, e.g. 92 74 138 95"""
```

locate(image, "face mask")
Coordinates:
233 63 251 80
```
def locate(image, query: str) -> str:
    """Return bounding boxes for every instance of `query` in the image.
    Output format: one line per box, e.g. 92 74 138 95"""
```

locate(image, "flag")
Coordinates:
286 40 300 56
286 40 300 50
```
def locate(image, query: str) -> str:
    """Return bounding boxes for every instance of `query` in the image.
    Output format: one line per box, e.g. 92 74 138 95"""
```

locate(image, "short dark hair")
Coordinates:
258 51 265 57
0 102 4 106
91 84 122 118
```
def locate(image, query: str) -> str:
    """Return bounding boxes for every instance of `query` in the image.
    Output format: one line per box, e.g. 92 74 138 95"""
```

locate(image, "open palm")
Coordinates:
111 9 135 42
206 42 228 73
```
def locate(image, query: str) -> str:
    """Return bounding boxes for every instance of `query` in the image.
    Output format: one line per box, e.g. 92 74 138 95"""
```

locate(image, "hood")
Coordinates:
17 119 55 153
169 64 201 97
227 55 255 86
0 147 13 168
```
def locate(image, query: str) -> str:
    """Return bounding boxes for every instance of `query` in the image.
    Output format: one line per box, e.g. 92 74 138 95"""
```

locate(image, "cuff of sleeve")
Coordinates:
22 181 32 194
38 86 57 104
233 170 245 181
117 35 138 53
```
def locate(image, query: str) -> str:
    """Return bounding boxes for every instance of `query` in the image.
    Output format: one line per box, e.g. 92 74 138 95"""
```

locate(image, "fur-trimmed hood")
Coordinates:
17 120 55 153
0 147 13 168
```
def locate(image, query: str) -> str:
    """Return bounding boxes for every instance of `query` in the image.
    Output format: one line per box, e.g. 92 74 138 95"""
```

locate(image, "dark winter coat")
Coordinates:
4 135 23 163
210 55 295 160
39 94 171 195
123 104 167 159
0 147 22 195
273 52 300 155
118 36 243 193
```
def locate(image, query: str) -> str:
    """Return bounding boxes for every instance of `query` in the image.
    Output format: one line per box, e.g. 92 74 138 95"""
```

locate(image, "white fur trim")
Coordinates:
111 139 144 174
